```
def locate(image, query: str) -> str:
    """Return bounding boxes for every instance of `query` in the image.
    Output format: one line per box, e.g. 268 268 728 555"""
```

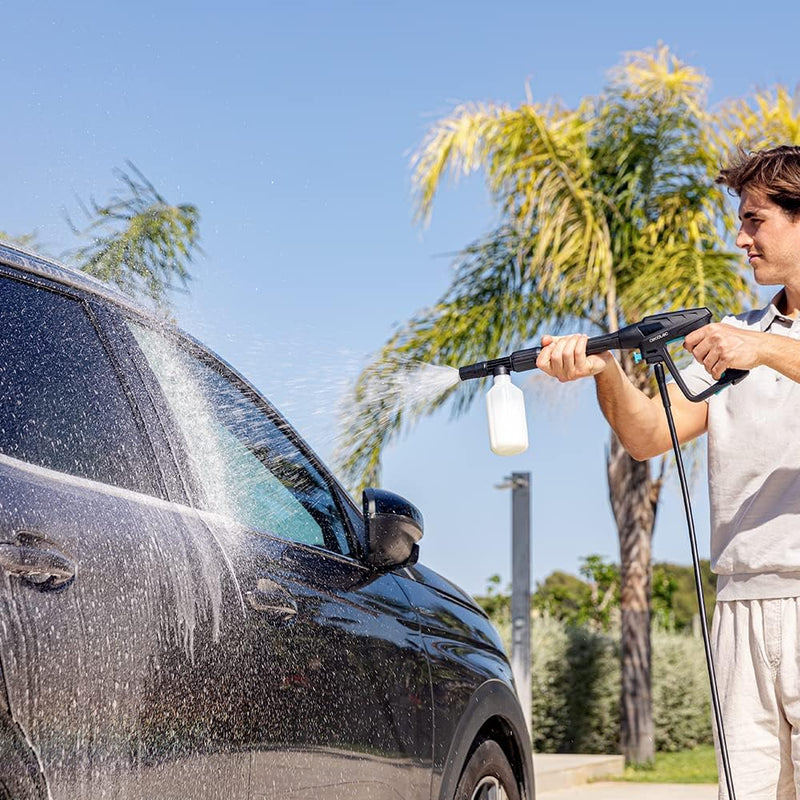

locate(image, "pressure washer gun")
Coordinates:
457 307 749 457
458 306 748 401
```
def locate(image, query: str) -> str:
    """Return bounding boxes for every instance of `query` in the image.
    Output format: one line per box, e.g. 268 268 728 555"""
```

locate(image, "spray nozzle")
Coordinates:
458 348 541 381
459 356 512 381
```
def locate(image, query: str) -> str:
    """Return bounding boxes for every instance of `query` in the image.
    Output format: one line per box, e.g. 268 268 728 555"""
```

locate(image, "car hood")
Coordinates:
403 562 486 616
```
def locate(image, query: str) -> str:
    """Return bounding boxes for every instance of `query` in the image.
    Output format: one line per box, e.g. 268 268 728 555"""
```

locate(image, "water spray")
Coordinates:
458 306 748 799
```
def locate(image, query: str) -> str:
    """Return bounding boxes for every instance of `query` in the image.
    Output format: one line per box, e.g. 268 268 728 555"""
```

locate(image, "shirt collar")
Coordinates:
760 289 796 331
758 289 800 333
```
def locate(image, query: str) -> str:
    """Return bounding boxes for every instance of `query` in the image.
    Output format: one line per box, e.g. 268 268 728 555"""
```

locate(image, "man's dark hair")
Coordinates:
717 145 800 220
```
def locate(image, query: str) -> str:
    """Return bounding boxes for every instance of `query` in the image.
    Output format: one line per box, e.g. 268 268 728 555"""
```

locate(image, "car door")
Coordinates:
234 533 433 800
125 319 434 799
0 272 250 800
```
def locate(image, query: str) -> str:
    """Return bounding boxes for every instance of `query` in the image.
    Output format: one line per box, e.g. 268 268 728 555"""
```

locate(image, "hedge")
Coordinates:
499 614 714 753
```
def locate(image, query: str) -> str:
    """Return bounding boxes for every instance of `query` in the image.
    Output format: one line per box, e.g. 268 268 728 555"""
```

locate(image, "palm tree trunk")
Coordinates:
607 354 663 765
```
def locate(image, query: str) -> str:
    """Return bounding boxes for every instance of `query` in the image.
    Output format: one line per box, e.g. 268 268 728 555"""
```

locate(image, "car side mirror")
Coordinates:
361 488 423 570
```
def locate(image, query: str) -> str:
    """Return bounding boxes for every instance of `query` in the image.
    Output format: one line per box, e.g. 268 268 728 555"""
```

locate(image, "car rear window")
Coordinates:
0 276 163 497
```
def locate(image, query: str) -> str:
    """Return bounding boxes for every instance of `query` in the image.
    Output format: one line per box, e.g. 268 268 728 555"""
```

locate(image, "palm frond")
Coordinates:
411 102 508 224
624 241 752 319
412 101 615 314
68 162 201 306
718 85 800 151
0 230 45 253
607 44 709 118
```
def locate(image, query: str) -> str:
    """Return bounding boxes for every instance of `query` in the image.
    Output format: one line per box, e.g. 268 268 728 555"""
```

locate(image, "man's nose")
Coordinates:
735 229 752 249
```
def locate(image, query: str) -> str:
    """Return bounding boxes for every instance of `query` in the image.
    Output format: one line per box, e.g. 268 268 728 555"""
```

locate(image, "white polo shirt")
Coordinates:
681 294 800 601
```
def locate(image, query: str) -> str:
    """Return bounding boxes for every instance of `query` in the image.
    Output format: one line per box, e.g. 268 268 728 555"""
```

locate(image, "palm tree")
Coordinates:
335 46 757 764
0 231 42 251
67 161 201 306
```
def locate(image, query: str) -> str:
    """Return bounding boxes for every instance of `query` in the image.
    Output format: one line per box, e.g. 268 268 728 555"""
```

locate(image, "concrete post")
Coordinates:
510 471 531 737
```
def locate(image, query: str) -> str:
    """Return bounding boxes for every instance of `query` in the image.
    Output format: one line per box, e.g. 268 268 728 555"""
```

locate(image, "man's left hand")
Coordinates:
683 323 764 380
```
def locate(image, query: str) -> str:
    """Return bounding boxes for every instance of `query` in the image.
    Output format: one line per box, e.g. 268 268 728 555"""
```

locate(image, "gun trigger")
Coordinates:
633 352 642 365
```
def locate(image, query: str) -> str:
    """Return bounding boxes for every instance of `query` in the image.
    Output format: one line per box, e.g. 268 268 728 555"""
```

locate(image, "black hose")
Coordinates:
653 363 735 800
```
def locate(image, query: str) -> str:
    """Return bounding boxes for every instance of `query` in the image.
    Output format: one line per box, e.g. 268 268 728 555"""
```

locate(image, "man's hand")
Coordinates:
683 323 764 380
536 334 613 381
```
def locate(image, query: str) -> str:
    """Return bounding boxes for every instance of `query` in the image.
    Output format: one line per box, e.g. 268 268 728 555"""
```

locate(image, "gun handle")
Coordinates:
719 368 749 386
660 349 749 402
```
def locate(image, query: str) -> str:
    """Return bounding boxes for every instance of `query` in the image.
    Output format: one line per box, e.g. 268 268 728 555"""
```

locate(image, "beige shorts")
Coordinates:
713 598 800 800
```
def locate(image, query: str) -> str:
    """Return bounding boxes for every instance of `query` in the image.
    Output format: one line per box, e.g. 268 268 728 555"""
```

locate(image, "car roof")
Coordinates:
0 239 250 376
0 239 152 319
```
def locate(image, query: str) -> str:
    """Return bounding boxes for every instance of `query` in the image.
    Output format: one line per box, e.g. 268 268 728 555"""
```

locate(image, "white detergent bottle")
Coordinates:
486 368 528 455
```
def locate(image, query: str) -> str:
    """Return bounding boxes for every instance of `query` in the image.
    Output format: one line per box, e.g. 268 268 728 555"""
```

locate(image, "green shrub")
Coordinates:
530 614 571 751
562 624 620 753
529 615 619 753
520 614 712 753
651 626 713 751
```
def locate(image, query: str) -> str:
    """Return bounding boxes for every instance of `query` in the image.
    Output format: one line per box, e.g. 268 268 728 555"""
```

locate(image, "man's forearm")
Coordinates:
535 333 707 459
593 357 674 461
757 332 800 382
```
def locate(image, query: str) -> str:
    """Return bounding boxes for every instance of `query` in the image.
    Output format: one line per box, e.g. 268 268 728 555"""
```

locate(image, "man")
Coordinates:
537 145 800 799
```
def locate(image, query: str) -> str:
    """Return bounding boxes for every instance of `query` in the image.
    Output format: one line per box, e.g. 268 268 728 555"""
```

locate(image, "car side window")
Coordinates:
127 321 353 555
0 276 163 497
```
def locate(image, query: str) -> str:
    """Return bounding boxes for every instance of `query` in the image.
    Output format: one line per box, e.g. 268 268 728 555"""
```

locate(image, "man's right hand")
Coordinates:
536 334 614 382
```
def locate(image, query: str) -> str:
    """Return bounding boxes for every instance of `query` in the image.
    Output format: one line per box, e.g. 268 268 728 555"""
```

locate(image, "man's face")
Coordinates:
736 188 800 287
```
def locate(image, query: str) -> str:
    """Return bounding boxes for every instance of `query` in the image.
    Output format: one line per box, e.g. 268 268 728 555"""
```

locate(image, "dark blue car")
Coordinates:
0 242 533 800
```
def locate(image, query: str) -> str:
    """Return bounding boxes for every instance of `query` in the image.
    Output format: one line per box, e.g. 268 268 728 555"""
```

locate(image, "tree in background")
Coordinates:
0 231 42 251
529 556 619 631
652 560 716 631
530 570 593 627
516 557 715 633
478 573 512 619
3 162 200 307
336 46 800 763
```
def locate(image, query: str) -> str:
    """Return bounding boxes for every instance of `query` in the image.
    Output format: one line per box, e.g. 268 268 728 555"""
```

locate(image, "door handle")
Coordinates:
245 578 298 622
0 538 76 588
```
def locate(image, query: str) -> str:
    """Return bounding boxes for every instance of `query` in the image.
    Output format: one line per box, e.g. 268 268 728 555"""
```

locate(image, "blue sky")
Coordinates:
3 1 800 595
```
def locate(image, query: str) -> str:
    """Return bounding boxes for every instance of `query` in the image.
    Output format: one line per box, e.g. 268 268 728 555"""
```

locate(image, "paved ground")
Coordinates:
539 781 718 799
533 752 718 799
